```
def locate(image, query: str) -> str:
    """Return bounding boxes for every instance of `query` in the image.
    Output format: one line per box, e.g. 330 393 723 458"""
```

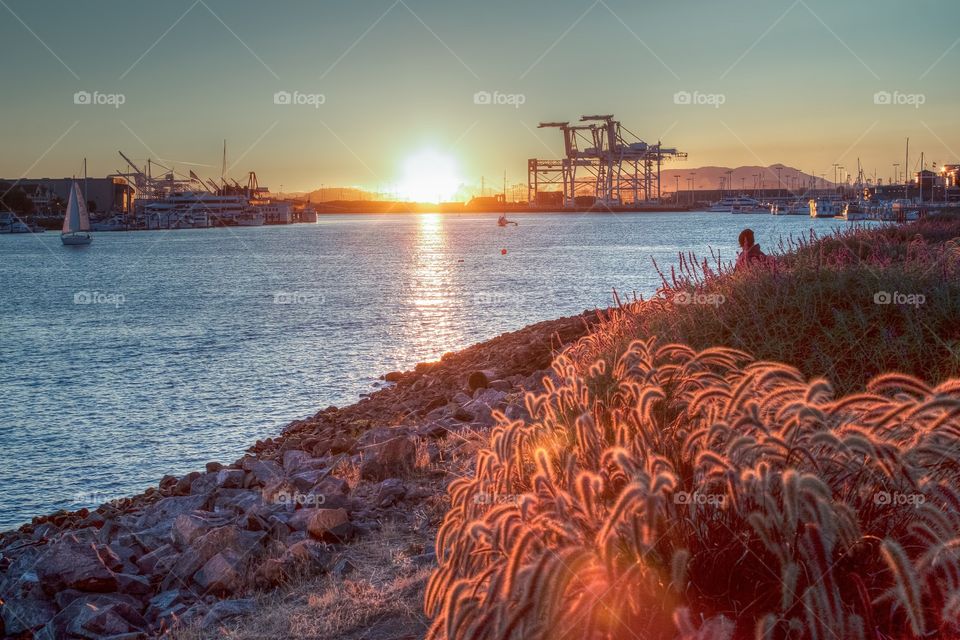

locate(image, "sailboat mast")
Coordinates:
905 137 909 200
221 140 226 192
920 152 924 202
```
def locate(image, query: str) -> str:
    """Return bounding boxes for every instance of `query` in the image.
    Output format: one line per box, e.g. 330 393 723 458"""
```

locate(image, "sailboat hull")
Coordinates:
61 233 92 246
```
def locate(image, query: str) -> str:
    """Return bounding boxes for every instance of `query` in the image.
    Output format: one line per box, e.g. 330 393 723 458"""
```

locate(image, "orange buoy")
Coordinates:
501 248 507 255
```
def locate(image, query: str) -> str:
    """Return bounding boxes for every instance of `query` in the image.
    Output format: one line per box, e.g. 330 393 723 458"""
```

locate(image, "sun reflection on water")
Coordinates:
407 214 466 358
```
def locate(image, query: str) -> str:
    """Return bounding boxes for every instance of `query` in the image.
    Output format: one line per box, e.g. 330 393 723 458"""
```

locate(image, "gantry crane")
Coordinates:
528 114 687 208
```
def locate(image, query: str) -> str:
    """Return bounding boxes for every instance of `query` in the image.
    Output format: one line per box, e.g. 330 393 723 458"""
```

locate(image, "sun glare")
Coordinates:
397 150 460 203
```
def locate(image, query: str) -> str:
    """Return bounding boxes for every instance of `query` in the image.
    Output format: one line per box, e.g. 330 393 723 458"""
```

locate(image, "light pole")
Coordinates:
776 166 782 199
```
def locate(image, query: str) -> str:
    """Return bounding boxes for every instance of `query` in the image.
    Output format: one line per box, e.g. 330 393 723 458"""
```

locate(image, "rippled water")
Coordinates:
0 212 851 528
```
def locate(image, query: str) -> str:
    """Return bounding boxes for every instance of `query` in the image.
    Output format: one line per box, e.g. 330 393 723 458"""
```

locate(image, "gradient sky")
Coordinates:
0 0 957 194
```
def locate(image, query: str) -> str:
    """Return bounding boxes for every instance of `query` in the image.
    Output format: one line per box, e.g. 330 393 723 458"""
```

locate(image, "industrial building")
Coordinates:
0 177 134 214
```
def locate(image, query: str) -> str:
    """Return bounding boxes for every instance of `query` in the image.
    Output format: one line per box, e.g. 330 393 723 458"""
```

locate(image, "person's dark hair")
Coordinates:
738 228 755 248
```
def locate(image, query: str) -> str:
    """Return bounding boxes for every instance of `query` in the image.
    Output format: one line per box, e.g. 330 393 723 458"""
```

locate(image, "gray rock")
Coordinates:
285 539 333 571
39 594 146 640
136 494 207 529
505 403 530 421
359 436 417 481
216 468 246 489
0 547 42 597
468 369 497 391
136 543 178 575
35 535 118 594
356 426 410 449
332 557 356 579
306 508 350 542
282 449 316 474
163 524 263 590
375 478 407 508
170 513 221 549
53 589 85 609
212 488 262 514
194 525 266 562
190 472 219 496
148 589 187 613
173 471 201 496
202 598 256 629
289 468 330 493
287 508 321 532
193 550 242 595
120 521 172 552
0 597 57 635
247 459 283 486
115 572 152 595
463 389 507 425
261 478 297 505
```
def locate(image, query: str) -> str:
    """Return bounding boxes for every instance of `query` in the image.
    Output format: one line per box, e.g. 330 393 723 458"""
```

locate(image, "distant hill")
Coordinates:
662 164 834 192
284 165 836 203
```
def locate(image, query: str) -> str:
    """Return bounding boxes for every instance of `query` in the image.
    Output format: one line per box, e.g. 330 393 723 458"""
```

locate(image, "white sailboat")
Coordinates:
61 181 92 245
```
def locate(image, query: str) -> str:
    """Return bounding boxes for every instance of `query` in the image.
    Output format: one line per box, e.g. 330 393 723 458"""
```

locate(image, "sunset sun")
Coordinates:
397 149 460 203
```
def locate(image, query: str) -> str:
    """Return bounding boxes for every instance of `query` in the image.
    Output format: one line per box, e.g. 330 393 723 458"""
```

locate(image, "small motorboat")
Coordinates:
497 214 518 227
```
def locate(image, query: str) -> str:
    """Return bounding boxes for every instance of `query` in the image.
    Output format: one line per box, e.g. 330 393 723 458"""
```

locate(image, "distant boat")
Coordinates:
236 211 264 227
809 197 841 218
730 203 771 214
91 215 128 231
497 214 518 227
840 201 870 221
0 212 32 233
708 195 765 213
771 201 809 215
61 182 92 245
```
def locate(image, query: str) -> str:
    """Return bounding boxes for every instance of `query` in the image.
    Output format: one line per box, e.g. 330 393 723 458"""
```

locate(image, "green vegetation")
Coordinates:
426 216 960 639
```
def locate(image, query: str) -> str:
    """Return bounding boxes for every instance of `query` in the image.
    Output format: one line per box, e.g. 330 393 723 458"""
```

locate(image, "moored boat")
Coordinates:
708 195 765 213
771 201 809 215
809 198 841 218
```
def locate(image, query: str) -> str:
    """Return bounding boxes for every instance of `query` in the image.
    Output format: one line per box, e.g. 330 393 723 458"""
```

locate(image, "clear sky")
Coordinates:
0 0 957 195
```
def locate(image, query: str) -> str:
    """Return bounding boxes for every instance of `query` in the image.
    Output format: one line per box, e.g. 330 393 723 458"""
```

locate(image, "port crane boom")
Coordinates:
529 113 686 208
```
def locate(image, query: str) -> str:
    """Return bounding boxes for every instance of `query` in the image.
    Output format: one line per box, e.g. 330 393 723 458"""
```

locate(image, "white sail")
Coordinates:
62 182 91 233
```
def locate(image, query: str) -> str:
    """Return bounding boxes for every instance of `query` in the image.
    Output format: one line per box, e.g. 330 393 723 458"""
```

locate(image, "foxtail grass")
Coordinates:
426 217 960 639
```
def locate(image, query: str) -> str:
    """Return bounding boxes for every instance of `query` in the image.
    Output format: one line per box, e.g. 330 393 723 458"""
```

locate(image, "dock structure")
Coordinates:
528 114 686 208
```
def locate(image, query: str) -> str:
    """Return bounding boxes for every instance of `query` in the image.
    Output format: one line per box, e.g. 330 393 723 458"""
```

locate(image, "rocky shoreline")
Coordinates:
0 311 600 639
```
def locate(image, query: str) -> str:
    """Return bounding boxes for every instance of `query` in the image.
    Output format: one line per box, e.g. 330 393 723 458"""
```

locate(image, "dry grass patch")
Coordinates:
179 522 434 639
